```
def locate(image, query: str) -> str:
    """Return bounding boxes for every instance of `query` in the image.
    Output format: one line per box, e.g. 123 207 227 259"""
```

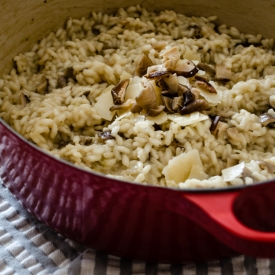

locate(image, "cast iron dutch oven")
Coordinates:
1 0 275 264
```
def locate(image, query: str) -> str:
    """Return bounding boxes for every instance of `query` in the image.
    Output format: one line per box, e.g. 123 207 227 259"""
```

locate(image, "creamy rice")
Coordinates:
1 6 275 188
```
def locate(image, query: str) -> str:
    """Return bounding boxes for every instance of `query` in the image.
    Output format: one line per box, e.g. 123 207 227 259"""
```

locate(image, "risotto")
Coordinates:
1 6 275 188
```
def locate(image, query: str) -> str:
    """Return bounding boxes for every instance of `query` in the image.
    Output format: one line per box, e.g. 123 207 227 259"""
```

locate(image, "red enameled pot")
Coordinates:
1 0 275 264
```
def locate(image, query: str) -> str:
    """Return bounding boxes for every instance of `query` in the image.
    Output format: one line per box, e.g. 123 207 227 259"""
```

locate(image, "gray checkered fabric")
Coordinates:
0 178 274 275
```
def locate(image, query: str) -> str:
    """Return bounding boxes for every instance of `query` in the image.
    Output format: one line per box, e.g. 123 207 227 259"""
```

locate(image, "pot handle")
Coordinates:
180 190 275 258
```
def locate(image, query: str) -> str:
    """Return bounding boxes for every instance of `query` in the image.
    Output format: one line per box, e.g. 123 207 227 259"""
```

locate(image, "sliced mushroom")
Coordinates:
131 102 143 113
170 59 199 78
197 63 216 77
156 77 169 91
180 99 210 115
210 116 220 132
163 74 179 94
135 79 157 110
215 64 231 82
79 136 93 146
172 96 184 112
21 93 30 107
98 130 115 140
195 76 217 94
109 99 135 112
188 24 201 38
212 121 228 139
162 96 174 113
146 105 165 117
57 140 73 149
257 160 275 173
111 79 130 105
56 76 68 88
183 89 195 106
162 46 180 69
178 84 191 96
241 167 258 182
147 70 171 80
259 113 275 127
36 77 49 94
64 66 76 81
190 87 200 100
134 54 153 77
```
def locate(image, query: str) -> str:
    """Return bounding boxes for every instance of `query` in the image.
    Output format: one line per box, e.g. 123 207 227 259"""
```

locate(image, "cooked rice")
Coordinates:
1 6 275 188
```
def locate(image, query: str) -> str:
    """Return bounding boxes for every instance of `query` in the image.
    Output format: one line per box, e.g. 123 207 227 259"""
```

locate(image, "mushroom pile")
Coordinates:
109 47 226 118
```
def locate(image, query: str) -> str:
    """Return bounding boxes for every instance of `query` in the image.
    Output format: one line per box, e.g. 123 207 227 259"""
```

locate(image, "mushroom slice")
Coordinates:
131 102 143 113
36 77 49 94
212 121 228 139
163 74 179 94
183 89 195 106
257 160 275 173
172 96 184 112
178 84 191 96
156 78 169 91
147 70 171 80
64 66 76 81
188 24 201 38
180 99 210 115
171 59 199 78
79 136 93 146
111 79 130 105
147 105 165 117
161 96 174 113
197 63 216 77
215 64 231 82
195 76 217 94
21 93 30 107
259 113 275 127
210 116 220 132
57 75 68 88
134 54 153 77
135 79 157 110
241 167 258 183
98 130 115 140
162 46 180 69
109 99 135 112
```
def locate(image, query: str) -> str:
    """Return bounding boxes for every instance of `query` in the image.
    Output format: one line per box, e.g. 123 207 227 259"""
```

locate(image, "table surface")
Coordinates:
0 178 274 275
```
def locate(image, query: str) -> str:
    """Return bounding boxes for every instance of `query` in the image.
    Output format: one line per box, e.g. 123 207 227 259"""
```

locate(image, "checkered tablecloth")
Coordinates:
0 178 274 275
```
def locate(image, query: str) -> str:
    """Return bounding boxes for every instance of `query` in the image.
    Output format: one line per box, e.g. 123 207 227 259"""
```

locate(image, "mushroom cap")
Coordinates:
111 78 130 105
134 54 153 77
180 99 210 115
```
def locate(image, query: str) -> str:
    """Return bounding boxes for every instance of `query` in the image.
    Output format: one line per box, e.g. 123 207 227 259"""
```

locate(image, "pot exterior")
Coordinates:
0 122 238 263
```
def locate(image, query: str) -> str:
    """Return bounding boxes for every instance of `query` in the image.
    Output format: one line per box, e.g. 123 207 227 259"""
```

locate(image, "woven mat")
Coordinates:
0 179 274 275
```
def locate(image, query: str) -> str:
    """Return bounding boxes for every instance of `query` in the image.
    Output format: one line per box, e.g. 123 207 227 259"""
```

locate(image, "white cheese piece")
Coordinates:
163 149 205 184
94 85 115 121
125 77 142 101
167 112 208 127
222 162 245 182
177 76 189 86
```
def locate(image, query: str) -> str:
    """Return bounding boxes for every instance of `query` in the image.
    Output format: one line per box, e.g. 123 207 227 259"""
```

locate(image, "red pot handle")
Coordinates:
180 190 275 258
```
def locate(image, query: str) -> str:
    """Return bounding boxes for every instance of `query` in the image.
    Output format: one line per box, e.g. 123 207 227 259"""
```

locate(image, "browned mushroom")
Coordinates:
170 59 199 78
172 96 184 112
56 76 68 88
146 105 165 117
215 64 231 82
161 96 174 113
259 113 275 127
147 70 171 80
178 84 191 96
183 89 195 106
197 63 216 77
64 66 76 81
109 99 135 112
98 130 115 140
135 79 158 110
257 160 275 173
131 102 143 113
134 54 153 77
57 140 73 149
188 24 201 38
180 99 210 115
79 136 93 146
210 116 220 132
111 79 130 105
163 74 179 94
195 75 217 94
212 121 228 139
36 77 49 94
241 167 258 182
21 93 30 107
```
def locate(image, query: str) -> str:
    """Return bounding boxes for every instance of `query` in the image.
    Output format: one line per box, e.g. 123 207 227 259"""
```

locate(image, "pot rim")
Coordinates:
1 117 273 194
